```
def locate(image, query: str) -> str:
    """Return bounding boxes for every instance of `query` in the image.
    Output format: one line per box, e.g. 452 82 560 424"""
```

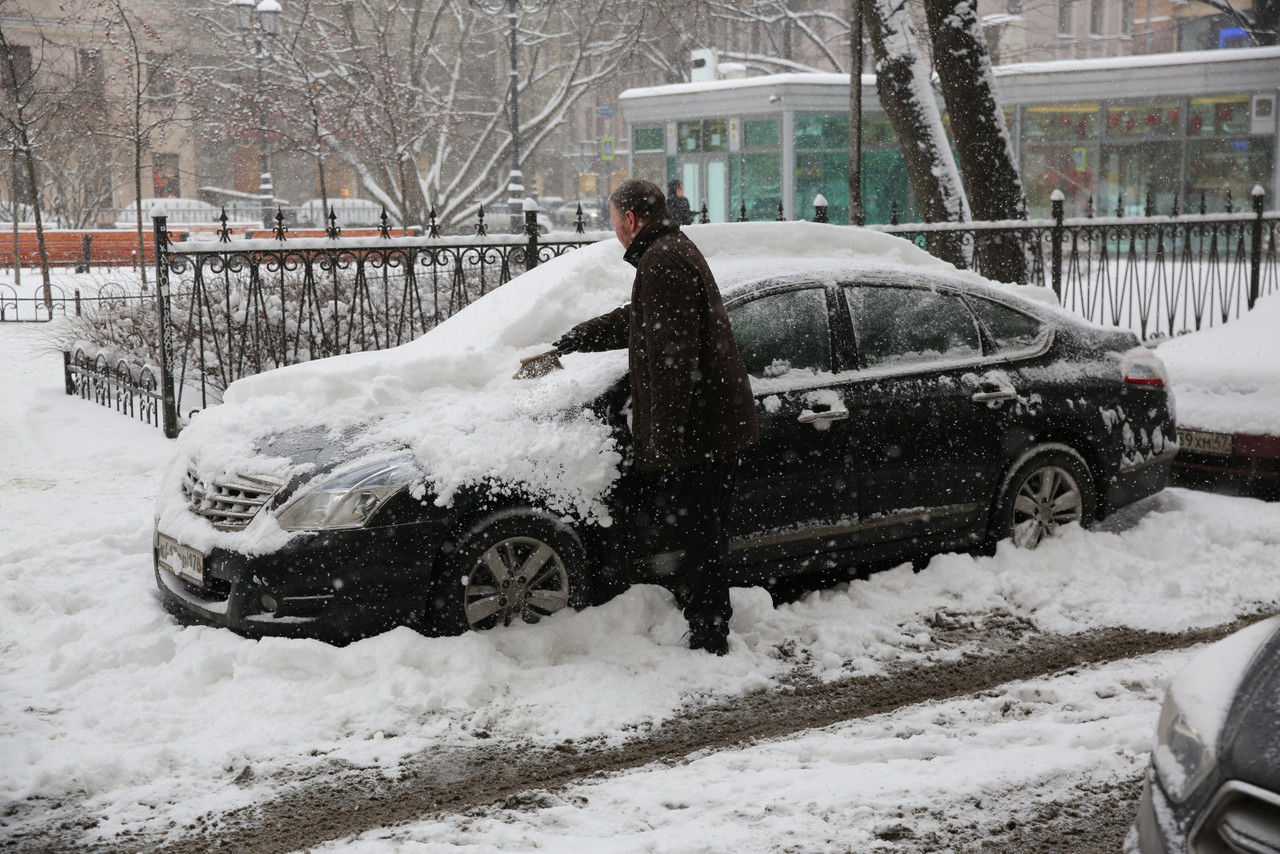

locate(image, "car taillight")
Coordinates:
1121 347 1170 388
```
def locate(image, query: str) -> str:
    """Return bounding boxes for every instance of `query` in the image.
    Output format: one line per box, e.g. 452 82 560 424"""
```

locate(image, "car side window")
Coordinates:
844 285 982 370
969 297 1045 353
729 287 832 379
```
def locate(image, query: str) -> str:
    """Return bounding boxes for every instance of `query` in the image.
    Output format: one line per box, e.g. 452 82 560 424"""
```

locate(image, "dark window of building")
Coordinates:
632 126 664 152
1058 0 1074 34
1121 0 1134 35
78 48 104 100
153 153 180 197
677 121 702 153
2 44 33 99
146 52 175 103
1090 0 1104 35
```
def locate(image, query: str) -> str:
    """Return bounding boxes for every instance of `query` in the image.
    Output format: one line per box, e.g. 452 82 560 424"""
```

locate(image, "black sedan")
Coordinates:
155 263 1176 642
1128 616 1280 853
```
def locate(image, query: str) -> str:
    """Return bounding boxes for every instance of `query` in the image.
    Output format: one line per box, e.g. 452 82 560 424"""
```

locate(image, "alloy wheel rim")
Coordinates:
464 536 570 630
1010 465 1083 549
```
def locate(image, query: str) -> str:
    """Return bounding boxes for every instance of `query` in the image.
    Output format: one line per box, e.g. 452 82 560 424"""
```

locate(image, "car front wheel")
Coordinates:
992 446 1096 549
427 509 590 635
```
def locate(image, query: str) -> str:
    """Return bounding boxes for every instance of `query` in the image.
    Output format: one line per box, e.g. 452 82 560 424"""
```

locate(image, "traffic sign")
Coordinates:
597 106 615 117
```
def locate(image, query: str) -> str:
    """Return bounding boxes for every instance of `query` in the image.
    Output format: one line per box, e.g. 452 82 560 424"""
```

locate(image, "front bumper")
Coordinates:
154 518 449 642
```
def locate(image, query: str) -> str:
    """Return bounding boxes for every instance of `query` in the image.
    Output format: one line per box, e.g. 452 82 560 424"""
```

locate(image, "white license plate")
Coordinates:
1177 428 1234 456
157 534 205 585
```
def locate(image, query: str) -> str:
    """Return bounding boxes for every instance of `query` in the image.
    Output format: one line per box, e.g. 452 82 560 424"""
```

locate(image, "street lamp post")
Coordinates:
470 0 554 233
234 0 281 229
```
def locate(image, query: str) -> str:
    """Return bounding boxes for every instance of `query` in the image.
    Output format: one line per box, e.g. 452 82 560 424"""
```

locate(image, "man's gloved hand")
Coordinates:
513 349 564 380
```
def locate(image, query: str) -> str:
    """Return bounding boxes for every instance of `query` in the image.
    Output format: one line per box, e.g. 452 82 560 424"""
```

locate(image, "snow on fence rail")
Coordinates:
51 193 1277 435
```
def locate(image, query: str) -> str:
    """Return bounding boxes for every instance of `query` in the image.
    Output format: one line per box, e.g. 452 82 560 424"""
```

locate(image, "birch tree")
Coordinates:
923 0 1027 282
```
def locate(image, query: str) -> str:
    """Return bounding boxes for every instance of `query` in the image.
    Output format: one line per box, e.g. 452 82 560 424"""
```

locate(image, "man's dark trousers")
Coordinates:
646 456 737 642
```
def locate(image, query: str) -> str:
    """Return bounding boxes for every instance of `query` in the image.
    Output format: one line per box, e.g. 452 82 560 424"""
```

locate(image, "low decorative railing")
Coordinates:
62 348 161 429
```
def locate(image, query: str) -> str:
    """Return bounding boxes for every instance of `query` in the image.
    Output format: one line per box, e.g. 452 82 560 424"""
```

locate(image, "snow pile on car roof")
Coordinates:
1156 293 1280 435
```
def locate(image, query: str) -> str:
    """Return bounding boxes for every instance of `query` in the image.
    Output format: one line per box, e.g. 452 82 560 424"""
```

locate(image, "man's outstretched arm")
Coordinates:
554 303 629 354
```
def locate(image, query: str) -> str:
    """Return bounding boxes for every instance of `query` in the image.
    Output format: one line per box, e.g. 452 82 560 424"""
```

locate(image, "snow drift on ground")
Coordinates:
323 649 1188 853
6 324 1280 847
1158 292 1280 435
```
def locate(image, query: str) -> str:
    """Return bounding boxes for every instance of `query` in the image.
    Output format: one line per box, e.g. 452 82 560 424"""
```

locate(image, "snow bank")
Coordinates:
325 649 1187 853
1157 293 1280 435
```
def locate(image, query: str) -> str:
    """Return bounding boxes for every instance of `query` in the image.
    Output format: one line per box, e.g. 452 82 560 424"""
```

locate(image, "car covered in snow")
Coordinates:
1127 616 1280 854
153 222 1176 642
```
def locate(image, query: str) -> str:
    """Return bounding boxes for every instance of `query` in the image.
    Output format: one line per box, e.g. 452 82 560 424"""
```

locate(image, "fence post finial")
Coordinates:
325 206 341 240
574 203 585 235
382 207 395 239
476 205 487 237
1172 195 1180 218
1086 195 1093 218
813 193 829 224
776 201 785 222
217 207 231 243
273 208 288 241
1115 192 1124 218
890 200 899 225
738 200 748 222
699 202 709 224
1225 188 1234 214
1200 191 1207 216
1144 192 1153 217
523 197 540 272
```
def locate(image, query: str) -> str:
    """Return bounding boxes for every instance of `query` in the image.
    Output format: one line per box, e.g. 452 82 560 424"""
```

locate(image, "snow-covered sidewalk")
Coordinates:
3 323 1280 849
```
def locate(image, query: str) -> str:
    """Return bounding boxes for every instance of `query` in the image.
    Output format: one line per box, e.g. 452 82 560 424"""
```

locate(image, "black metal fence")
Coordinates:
63 348 161 428
1 282 156 322
54 191 1278 435
142 207 610 436
868 189 1278 340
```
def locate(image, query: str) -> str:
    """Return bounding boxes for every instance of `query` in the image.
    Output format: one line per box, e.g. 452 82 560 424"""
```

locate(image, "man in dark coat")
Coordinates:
552 178 758 654
666 179 694 225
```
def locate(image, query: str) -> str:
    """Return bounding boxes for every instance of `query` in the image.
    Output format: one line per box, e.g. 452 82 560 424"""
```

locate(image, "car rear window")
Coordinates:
845 285 982 370
969 297 1044 353
730 287 832 379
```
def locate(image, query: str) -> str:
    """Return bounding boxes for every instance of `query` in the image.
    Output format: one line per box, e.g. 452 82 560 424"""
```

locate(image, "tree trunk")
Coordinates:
861 0 967 266
923 0 1028 283
18 139 51 309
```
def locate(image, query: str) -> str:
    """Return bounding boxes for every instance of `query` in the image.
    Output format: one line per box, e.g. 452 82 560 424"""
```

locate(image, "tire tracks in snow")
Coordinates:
14 612 1274 853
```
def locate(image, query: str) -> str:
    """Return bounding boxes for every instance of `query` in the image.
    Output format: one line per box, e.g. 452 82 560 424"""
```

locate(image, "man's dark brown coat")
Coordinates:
555 218 759 472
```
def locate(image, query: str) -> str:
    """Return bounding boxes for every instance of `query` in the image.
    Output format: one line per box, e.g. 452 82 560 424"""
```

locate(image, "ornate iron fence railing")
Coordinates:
53 190 1276 435
867 188 1278 340
143 207 611 436
62 348 161 429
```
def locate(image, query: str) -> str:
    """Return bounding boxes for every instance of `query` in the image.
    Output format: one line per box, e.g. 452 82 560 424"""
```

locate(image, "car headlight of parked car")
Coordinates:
1151 617 1280 804
276 457 417 531
1153 693 1216 803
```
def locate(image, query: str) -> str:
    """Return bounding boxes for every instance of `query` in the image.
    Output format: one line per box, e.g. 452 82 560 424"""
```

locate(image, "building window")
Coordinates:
1090 0 1104 35
633 126 664 152
2 44 33 99
744 119 779 148
153 153 180 198
1121 0 1134 35
1058 0 1074 34
1188 95 1250 136
146 52 176 104
78 49 104 101
677 121 702 153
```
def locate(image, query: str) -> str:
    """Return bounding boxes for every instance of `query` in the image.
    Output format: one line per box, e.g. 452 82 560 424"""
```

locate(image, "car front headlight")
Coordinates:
276 457 417 531
1153 693 1215 803
1152 617 1280 803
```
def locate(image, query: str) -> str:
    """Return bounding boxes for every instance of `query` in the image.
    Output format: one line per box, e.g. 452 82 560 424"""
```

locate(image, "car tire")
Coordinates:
426 508 591 636
990 445 1096 550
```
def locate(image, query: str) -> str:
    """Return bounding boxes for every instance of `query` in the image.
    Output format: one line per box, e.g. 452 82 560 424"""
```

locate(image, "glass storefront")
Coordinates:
630 85 1274 224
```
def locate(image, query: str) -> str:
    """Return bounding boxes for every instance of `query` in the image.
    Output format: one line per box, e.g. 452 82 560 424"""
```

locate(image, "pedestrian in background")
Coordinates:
667 179 694 226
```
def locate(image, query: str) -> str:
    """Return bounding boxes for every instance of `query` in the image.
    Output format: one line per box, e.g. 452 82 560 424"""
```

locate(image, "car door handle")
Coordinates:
798 408 850 424
971 389 1019 403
